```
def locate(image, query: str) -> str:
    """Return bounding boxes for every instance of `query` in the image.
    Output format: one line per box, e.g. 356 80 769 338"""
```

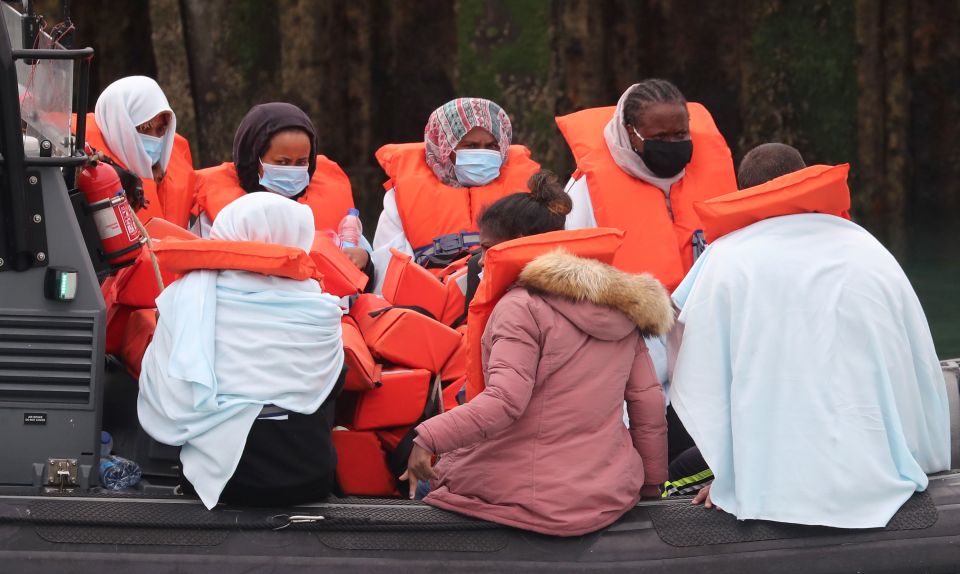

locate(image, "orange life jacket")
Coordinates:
380 248 470 326
351 368 433 431
120 309 158 380
465 228 625 400
332 430 401 497
555 103 736 291
80 113 196 229
194 157 355 233
152 238 320 281
114 217 197 309
310 235 369 297
694 164 852 242
341 315 381 391
348 293 462 375
375 142 541 258
115 239 323 380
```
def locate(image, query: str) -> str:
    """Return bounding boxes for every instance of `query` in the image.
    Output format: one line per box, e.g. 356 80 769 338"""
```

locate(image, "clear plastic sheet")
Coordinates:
2 3 75 157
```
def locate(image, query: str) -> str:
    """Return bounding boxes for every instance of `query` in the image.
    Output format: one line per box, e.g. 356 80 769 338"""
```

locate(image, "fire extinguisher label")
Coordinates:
92 205 122 239
118 203 140 242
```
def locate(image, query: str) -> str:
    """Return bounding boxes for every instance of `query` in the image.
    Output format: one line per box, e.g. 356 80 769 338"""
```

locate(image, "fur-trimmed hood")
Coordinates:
517 250 674 339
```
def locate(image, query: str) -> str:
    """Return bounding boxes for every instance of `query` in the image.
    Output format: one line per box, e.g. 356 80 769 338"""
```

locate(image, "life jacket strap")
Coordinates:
692 229 707 262
413 231 480 268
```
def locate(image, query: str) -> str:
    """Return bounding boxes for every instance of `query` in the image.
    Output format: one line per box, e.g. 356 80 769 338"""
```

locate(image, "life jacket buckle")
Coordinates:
432 232 468 257
692 229 707 262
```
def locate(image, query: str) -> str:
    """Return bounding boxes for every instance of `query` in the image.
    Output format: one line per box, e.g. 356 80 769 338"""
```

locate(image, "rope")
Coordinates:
132 211 164 294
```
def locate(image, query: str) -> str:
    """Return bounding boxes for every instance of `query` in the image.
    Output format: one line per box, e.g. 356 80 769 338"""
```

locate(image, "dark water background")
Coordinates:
866 218 959 360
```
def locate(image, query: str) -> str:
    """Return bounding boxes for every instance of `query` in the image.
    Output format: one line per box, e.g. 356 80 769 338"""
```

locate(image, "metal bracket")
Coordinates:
46 458 78 492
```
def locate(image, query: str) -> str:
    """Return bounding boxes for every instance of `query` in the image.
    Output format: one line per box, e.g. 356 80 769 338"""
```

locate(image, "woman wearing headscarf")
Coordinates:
138 192 345 509
194 102 368 269
556 79 736 292
370 97 540 293
83 76 196 228
555 79 737 463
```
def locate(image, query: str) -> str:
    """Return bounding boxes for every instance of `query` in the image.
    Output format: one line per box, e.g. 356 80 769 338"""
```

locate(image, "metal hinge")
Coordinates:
46 458 78 492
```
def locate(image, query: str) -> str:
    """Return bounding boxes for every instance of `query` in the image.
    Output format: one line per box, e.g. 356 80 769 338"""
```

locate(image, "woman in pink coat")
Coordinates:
402 172 673 536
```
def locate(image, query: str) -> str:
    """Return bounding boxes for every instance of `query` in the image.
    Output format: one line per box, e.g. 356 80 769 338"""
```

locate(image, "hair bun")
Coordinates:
528 170 572 217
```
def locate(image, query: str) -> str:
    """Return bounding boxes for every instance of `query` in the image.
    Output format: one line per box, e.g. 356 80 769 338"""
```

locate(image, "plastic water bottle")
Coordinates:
100 431 113 457
337 208 362 248
100 455 142 490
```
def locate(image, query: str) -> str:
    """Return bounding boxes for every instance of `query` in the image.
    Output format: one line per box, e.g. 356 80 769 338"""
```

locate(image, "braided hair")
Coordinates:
622 79 688 127
478 170 572 242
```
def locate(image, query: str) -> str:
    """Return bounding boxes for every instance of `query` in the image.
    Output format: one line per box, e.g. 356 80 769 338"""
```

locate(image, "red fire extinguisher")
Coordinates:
76 162 144 269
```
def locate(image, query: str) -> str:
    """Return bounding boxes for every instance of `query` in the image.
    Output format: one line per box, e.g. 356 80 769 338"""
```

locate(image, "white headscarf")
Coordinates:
94 76 176 179
603 83 685 193
138 193 344 509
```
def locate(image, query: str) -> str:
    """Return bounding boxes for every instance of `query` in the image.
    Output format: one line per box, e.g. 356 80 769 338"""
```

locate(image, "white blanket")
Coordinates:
670 213 950 528
138 194 344 509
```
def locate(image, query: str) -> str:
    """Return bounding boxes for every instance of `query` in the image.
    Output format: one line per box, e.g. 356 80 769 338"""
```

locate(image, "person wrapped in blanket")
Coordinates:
137 193 345 509
667 143 950 528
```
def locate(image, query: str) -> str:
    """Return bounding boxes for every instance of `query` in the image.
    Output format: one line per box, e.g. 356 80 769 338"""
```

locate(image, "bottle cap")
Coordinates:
348 208 360 217
100 430 111 444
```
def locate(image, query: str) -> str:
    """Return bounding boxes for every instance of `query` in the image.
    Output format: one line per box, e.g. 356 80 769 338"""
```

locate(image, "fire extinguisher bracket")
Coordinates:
76 162 144 271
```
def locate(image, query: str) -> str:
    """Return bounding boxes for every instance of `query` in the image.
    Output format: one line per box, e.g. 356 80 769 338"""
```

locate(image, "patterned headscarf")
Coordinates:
423 98 513 187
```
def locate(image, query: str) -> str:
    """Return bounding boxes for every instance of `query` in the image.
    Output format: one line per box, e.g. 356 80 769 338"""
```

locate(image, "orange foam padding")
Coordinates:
439 325 467 382
353 368 432 431
376 426 413 453
380 248 446 319
332 430 400 497
114 218 196 308
120 308 158 380
348 293 391 333
342 316 382 391
439 267 469 326
442 376 466 412
694 164 852 243
367 310 461 373
309 235 369 297
153 238 318 281
105 304 133 357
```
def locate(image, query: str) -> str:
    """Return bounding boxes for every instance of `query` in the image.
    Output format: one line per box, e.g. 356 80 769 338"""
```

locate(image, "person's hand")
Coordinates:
342 247 370 270
398 444 437 499
691 483 721 510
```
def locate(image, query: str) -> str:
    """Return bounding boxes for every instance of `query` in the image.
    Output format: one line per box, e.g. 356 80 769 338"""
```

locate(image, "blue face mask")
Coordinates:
139 133 164 165
259 161 310 198
454 149 503 187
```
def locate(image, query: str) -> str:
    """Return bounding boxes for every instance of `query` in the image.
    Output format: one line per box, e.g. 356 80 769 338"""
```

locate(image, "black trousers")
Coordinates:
183 371 345 507
666 404 696 463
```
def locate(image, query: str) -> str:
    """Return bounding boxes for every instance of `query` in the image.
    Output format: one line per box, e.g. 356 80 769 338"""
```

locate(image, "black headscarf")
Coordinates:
232 102 318 194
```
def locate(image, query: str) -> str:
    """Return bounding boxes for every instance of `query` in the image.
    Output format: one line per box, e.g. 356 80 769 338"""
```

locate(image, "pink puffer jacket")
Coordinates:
414 251 673 536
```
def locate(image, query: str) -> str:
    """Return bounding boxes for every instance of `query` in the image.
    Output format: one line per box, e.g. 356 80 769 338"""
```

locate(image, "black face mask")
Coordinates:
638 139 694 178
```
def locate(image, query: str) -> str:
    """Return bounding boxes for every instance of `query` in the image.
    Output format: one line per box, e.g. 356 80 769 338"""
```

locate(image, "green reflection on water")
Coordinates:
864 219 960 360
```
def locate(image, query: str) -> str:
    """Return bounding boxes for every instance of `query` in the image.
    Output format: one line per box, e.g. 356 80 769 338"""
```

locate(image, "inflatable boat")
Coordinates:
1 4 959 572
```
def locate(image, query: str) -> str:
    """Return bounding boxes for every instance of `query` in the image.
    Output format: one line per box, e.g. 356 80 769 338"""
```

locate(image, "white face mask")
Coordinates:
259 161 310 197
139 133 164 165
454 149 503 187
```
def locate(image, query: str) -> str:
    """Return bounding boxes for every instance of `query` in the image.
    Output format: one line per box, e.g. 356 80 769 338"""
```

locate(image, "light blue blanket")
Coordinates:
670 214 950 528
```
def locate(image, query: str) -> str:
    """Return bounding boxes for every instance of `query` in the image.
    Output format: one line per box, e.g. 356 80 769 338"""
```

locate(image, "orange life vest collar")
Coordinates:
555 103 736 290
152 238 319 281
694 164 852 242
465 228 625 400
376 142 541 256
195 157 355 232
81 113 196 228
